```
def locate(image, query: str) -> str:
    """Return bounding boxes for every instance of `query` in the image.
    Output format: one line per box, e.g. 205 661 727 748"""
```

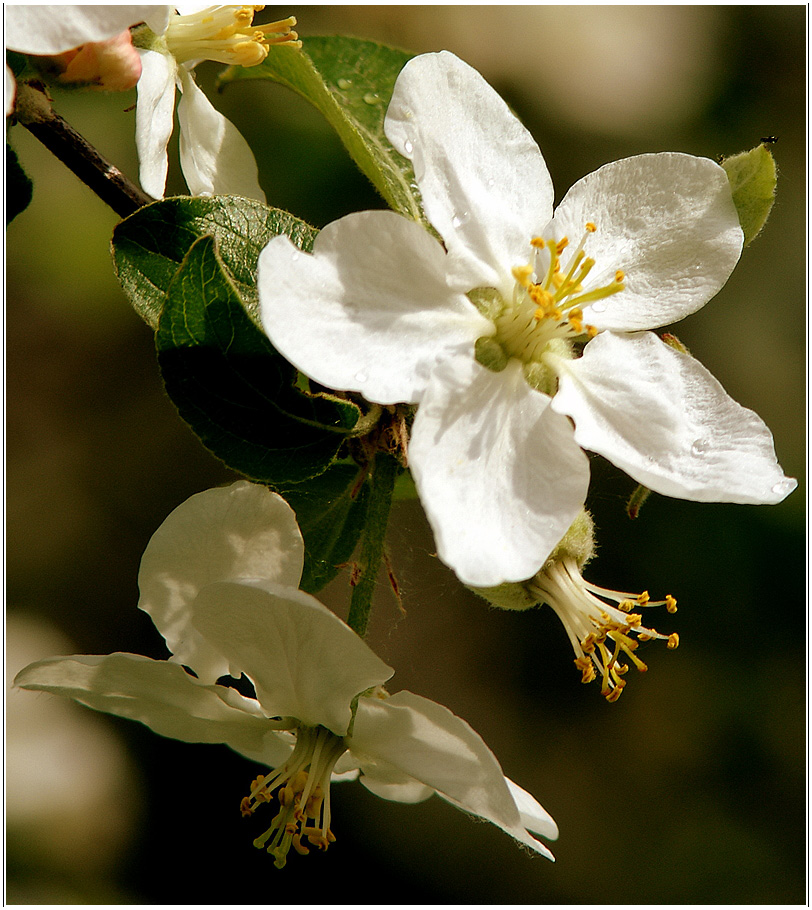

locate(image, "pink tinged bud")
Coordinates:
52 30 142 92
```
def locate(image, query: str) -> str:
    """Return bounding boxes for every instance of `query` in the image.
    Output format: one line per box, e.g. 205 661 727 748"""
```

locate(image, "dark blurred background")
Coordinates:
6 5 806 904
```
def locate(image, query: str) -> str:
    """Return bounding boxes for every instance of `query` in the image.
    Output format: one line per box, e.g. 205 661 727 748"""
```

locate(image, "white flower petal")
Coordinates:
385 51 554 296
505 778 559 841
5 64 16 117
552 331 797 504
349 691 555 860
258 210 490 405
191 581 394 736
549 153 743 331
409 355 590 586
5 6 156 55
176 67 265 200
135 47 177 199
14 652 291 766
138 481 305 685
355 760 435 804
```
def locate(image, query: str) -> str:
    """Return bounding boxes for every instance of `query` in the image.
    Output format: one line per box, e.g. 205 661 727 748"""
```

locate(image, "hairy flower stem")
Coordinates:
346 452 400 638
14 80 150 218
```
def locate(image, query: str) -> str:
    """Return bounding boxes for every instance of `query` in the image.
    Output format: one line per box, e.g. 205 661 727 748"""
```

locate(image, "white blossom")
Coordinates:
132 4 299 199
15 481 558 867
258 50 796 589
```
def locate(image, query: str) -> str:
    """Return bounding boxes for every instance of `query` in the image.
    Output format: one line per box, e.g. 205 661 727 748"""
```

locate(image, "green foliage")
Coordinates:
112 195 317 328
220 36 426 224
721 142 777 247
6 141 33 224
280 463 371 594
157 234 360 485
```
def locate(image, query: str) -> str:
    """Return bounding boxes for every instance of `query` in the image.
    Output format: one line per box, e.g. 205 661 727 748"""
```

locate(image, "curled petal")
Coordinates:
258 210 489 405
191 580 394 736
385 51 554 296
552 331 797 503
5 6 156 55
549 153 743 331
14 652 292 766
135 48 177 199
349 691 556 860
409 355 590 586
138 481 305 685
176 67 265 200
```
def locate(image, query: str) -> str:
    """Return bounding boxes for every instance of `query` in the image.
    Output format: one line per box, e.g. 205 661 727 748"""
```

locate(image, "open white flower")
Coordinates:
258 50 796 589
132 5 300 199
4 5 155 114
15 481 558 867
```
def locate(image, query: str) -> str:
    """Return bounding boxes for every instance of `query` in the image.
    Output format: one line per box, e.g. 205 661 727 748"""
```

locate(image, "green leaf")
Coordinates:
220 37 426 224
157 234 360 485
112 195 317 328
279 463 371 594
6 141 33 224
721 142 777 247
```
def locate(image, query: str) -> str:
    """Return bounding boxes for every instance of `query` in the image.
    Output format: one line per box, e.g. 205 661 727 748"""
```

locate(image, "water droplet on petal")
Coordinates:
486 178 495 187
451 211 470 229
590 301 607 313
290 251 300 261
771 479 794 496
355 371 368 383
403 139 414 155
363 92 380 105
337 78 352 90
691 438 710 456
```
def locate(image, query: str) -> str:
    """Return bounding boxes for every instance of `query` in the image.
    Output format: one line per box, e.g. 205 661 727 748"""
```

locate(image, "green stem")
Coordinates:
346 452 400 638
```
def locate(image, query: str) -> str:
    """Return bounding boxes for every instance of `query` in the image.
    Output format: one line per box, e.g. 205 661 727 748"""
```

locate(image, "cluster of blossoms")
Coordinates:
9 9 796 875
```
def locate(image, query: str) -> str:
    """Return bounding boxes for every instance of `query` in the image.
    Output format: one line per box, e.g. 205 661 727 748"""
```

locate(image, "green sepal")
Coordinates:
277 463 371 594
721 142 777 247
157 234 360 485
6 141 33 224
112 195 317 328
219 37 425 224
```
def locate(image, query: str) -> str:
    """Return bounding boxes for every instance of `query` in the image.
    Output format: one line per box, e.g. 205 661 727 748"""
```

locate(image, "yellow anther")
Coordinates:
666 595 677 613
556 237 569 254
531 237 546 249
574 655 596 684
586 324 599 338
615 270 625 283
637 591 650 605
585 221 597 232
240 796 254 817
512 264 533 287
618 599 634 612
667 632 680 649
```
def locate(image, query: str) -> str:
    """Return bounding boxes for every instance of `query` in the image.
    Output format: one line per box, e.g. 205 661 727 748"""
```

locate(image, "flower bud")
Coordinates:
38 31 142 92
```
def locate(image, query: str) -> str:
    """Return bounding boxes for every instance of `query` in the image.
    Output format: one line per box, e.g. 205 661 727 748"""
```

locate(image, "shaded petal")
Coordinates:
5 64 16 117
549 153 743 331
356 761 435 804
506 778 559 841
14 652 291 766
258 210 490 405
5 6 157 55
349 691 555 860
176 67 265 200
385 51 554 297
135 48 176 198
138 481 305 685
409 355 590 586
552 331 797 503
191 581 394 736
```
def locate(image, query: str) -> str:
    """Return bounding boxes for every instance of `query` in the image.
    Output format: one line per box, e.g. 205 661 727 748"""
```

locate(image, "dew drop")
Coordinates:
337 78 352 90
355 371 368 383
487 177 495 187
590 301 607 313
290 251 300 261
690 438 710 456
403 139 414 155
771 479 794 496
451 211 470 229
363 92 380 105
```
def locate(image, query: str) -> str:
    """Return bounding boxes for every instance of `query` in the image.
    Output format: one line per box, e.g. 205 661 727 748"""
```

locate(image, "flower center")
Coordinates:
527 557 678 702
475 223 625 374
240 724 347 868
165 5 299 67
